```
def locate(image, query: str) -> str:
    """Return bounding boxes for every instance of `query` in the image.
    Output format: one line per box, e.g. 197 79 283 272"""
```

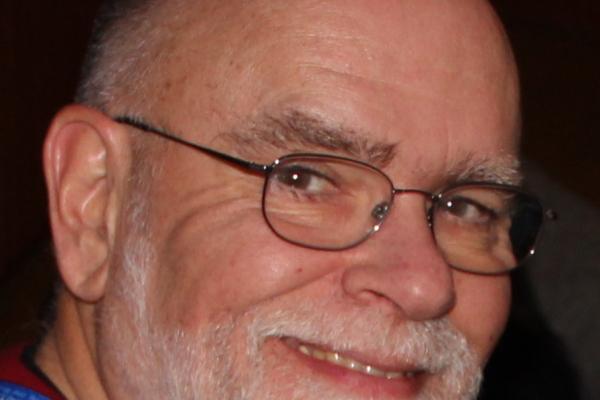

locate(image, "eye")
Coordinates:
438 196 497 225
272 164 338 195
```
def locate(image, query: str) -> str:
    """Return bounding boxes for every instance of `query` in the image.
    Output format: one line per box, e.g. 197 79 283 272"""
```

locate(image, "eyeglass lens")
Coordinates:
262 155 544 274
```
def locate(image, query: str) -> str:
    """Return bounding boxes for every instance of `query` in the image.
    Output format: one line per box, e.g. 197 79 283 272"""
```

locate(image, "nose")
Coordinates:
341 198 456 321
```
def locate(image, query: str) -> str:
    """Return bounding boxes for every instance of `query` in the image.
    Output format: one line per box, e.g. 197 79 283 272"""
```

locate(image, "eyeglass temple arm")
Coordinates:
113 115 271 174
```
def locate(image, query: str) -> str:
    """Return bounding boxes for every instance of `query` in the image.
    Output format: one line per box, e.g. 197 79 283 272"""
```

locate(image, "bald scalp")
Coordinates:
76 0 519 161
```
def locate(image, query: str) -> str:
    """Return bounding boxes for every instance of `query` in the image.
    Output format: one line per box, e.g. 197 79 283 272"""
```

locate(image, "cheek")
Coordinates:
148 204 338 331
450 272 511 364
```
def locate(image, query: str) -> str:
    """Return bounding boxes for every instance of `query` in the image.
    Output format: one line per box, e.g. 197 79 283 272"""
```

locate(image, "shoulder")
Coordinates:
0 343 66 400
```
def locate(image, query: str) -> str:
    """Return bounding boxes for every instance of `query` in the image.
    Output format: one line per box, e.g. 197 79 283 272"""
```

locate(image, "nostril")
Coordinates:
371 202 390 221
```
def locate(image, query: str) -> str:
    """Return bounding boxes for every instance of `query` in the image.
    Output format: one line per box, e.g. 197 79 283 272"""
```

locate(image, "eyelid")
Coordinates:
443 195 500 221
277 162 341 188
464 198 499 218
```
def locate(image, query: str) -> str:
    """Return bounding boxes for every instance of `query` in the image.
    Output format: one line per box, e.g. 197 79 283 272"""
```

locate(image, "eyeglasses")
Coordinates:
115 115 555 275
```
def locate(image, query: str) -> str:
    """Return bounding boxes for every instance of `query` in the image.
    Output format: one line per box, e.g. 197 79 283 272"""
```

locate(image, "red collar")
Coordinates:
0 343 66 400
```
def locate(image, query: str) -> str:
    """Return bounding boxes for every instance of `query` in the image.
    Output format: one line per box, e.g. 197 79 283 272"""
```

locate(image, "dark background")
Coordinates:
1 1 599 397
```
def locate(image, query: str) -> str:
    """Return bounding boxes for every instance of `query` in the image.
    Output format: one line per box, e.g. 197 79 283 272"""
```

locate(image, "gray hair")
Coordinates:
75 0 172 114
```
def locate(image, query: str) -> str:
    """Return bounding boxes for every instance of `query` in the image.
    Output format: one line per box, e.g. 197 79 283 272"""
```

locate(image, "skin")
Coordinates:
39 0 520 398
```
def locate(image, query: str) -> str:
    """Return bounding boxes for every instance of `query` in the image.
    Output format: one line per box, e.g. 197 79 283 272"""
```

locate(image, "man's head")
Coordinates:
41 0 526 399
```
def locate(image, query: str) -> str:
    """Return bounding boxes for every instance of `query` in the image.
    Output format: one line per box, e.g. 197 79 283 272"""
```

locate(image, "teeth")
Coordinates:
385 371 403 379
326 352 341 363
299 345 311 356
366 365 386 378
312 349 326 361
296 343 412 379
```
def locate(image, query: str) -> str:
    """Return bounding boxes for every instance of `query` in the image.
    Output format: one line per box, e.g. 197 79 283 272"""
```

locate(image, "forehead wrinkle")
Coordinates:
222 110 398 167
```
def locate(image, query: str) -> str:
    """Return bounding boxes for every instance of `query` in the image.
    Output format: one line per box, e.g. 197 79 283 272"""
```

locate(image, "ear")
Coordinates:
44 105 132 302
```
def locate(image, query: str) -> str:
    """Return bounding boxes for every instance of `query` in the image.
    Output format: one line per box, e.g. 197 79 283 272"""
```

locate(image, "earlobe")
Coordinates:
44 105 130 302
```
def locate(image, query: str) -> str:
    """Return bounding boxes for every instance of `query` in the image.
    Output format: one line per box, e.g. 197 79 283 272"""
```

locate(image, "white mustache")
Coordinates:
243 304 475 374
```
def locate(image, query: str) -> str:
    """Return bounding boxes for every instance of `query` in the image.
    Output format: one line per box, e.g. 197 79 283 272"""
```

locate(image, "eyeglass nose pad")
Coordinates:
371 202 391 222
426 208 434 228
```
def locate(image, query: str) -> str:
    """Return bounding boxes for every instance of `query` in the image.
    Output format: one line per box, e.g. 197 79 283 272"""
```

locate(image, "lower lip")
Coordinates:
275 338 425 398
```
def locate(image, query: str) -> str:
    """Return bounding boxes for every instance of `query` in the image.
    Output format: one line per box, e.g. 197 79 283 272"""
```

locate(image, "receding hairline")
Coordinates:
75 0 186 112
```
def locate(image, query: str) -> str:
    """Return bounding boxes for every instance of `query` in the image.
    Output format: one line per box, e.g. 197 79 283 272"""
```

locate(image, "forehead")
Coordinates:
151 0 520 183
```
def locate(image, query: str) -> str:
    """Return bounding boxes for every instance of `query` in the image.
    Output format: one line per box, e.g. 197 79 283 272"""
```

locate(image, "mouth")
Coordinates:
291 339 418 378
279 336 427 397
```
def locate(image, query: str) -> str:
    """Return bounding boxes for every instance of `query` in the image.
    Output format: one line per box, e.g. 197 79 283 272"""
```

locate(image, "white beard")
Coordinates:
96 195 482 400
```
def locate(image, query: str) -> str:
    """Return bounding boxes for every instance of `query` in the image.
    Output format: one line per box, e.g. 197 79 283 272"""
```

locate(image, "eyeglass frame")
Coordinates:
113 114 556 275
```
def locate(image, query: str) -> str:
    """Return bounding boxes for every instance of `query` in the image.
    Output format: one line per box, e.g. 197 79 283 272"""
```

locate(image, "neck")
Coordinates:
36 290 107 400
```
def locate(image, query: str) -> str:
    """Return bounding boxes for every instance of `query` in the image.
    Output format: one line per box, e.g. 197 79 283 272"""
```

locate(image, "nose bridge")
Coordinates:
372 188 435 230
342 193 455 321
393 188 434 198
391 188 435 211
370 188 433 230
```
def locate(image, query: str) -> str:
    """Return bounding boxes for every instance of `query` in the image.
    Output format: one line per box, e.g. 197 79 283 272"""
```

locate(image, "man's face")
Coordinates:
98 1 519 399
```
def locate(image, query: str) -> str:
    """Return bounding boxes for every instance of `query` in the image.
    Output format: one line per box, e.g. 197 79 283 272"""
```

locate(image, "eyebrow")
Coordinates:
222 109 522 187
452 154 523 186
223 110 398 167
